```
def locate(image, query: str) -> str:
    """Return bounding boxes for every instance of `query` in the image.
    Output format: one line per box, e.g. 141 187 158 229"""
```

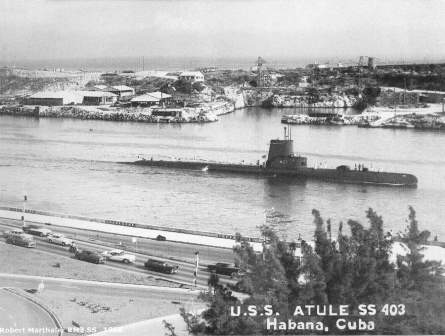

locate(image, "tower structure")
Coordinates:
256 56 266 87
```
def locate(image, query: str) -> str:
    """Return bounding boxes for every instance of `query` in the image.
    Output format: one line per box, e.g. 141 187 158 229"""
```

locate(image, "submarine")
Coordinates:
123 128 418 188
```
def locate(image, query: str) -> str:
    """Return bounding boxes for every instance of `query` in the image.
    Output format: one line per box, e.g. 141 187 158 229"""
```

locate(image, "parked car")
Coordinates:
156 235 166 241
23 225 52 237
47 233 74 247
207 263 240 277
4 230 36 248
101 249 136 264
75 250 105 264
144 258 179 274
3 229 24 237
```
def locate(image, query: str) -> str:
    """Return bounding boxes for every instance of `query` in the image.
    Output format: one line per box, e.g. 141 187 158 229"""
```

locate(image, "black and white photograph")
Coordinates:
1 0 445 335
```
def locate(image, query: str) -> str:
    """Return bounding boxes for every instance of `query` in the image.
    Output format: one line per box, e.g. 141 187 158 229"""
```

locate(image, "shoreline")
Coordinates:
0 101 235 123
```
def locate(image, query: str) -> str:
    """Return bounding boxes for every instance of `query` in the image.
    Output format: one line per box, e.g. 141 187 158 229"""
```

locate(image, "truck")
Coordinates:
144 258 179 274
4 230 36 248
206 263 240 277
23 225 52 237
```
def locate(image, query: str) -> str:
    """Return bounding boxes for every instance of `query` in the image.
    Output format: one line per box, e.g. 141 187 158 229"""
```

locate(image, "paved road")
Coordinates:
0 220 238 288
0 217 234 264
0 288 59 335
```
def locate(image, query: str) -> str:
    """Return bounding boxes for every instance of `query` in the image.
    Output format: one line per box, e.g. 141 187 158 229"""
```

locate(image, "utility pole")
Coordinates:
22 195 27 227
193 251 199 287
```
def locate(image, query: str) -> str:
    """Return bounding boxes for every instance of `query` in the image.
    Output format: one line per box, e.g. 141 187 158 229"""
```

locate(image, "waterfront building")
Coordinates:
93 84 109 91
178 71 205 82
81 91 118 105
379 90 419 106
24 91 83 106
130 92 172 107
108 85 135 97
379 87 445 105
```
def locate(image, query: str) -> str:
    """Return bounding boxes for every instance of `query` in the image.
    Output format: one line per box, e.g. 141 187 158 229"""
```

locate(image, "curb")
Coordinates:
0 273 205 293
3 287 64 336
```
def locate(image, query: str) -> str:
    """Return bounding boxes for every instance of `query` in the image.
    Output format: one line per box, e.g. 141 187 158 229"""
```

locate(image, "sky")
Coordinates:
0 0 444 64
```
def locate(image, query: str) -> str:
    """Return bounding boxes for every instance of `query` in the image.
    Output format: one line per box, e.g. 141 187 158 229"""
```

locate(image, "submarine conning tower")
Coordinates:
267 139 294 162
266 127 307 169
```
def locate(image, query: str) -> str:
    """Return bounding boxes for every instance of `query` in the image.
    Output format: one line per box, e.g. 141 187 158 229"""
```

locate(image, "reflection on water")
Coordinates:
0 107 444 240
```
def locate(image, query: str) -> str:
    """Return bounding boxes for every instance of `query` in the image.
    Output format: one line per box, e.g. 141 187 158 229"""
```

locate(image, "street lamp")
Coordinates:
22 195 27 227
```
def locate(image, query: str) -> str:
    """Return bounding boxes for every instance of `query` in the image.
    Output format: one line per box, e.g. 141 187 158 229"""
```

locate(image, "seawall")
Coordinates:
0 206 262 250
0 101 235 123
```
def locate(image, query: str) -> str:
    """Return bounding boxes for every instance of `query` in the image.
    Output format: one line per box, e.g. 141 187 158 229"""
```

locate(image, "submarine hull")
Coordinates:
124 160 418 187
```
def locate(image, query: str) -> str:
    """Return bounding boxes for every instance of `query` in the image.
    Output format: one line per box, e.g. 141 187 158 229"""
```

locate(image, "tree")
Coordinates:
397 206 442 290
182 207 445 335
162 320 177 336
173 79 193 94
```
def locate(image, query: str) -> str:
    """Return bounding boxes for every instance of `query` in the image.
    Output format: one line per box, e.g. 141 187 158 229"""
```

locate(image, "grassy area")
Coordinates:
0 241 178 287
35 288 203 334
0 74 70 95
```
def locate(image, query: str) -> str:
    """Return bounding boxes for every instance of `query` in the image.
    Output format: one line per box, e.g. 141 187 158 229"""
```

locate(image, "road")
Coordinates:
0 220 238 288
0 217 234 264
0 288 59 335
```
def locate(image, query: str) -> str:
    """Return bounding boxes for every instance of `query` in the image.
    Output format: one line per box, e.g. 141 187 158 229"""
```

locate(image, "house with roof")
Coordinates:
93 84 109 91
178 71 204 83
130 92 172 107
24 91 84 106
108 85 135 97
80 91 118 105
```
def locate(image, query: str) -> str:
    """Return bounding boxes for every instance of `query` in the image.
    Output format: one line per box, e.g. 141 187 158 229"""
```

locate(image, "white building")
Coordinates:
25 91 83 106
79 91 118 105
109 85 135 97
178 71 204 82
130 92 172 107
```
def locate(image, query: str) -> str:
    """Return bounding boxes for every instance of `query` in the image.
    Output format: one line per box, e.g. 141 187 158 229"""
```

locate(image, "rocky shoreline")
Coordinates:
281 111 445 130
0 101 235 123
270 94 358 108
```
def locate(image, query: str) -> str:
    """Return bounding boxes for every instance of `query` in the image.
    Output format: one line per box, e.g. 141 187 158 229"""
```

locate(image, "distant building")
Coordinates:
24 91 83 106
120 70 136 78
100 73 119 80
379 89 419 106
24 90 118 106
178 71 204 82
108 85 135 97
197 67 217 73
0 67 13 76
306 63 330 70
130 92 172 107
368 57 376 70
379 87 445 104
93 85 109 91
299 76 309 88
81 91 118 105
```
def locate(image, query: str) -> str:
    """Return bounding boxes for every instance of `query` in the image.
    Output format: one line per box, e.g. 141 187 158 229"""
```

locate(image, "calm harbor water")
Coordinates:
1 108 444 240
